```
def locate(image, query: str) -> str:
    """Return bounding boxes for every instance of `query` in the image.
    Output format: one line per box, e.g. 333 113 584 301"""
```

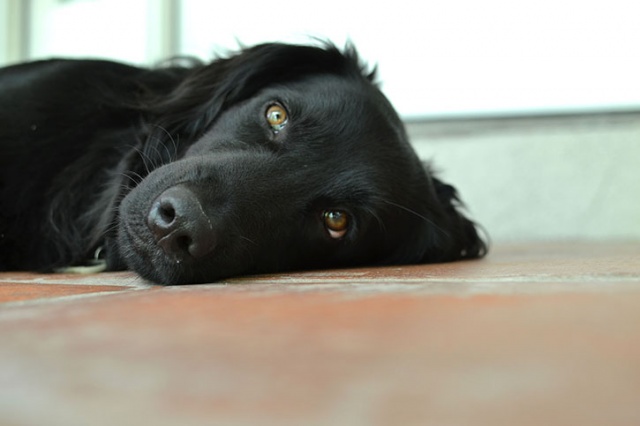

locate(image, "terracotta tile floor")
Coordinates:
1 242 639 426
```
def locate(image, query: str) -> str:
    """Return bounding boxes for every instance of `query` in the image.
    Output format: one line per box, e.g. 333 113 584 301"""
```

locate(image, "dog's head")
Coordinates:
117 43 486 284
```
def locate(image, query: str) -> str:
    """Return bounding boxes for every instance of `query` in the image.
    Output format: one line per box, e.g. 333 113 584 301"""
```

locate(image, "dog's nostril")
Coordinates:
158 201 176 225
176 234 192 253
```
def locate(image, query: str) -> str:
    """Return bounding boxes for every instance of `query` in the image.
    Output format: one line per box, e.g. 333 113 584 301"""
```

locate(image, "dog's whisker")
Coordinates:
365 206 387 236
138 126 180 173
237 235 258 246
154 125 180 162
120 171 143 186
131 145 153 175
380 199 445 234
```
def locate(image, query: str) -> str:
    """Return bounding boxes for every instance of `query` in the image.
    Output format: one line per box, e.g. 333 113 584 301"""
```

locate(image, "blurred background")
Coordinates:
2 0 639 243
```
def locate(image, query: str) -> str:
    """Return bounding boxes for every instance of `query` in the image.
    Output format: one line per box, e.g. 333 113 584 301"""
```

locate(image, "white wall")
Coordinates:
408 115 640 242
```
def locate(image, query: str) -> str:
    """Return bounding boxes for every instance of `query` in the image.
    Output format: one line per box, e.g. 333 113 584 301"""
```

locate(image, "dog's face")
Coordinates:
116 44 484 284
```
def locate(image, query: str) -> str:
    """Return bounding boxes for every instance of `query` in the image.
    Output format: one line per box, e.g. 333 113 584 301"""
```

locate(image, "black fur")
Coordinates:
0 42 486 284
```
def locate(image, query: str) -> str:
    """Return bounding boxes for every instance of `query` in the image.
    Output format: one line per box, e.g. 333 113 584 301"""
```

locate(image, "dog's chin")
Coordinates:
129 255 215 285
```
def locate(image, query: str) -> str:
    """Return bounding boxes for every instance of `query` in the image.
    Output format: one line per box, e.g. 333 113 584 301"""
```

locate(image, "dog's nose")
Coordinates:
147 186 216 261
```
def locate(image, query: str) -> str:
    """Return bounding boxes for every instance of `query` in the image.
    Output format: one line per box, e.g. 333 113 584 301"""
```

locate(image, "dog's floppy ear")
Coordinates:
425 175 488 262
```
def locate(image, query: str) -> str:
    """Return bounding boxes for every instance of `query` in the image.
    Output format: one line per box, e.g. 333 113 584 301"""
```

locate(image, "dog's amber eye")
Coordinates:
266 104 288 132
323 210 349 239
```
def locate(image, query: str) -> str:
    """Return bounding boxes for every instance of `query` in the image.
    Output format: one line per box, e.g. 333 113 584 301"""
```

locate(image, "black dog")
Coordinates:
0 42 486 284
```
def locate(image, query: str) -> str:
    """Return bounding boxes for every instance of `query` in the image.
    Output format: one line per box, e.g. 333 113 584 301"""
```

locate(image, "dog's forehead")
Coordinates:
270 74 396 115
